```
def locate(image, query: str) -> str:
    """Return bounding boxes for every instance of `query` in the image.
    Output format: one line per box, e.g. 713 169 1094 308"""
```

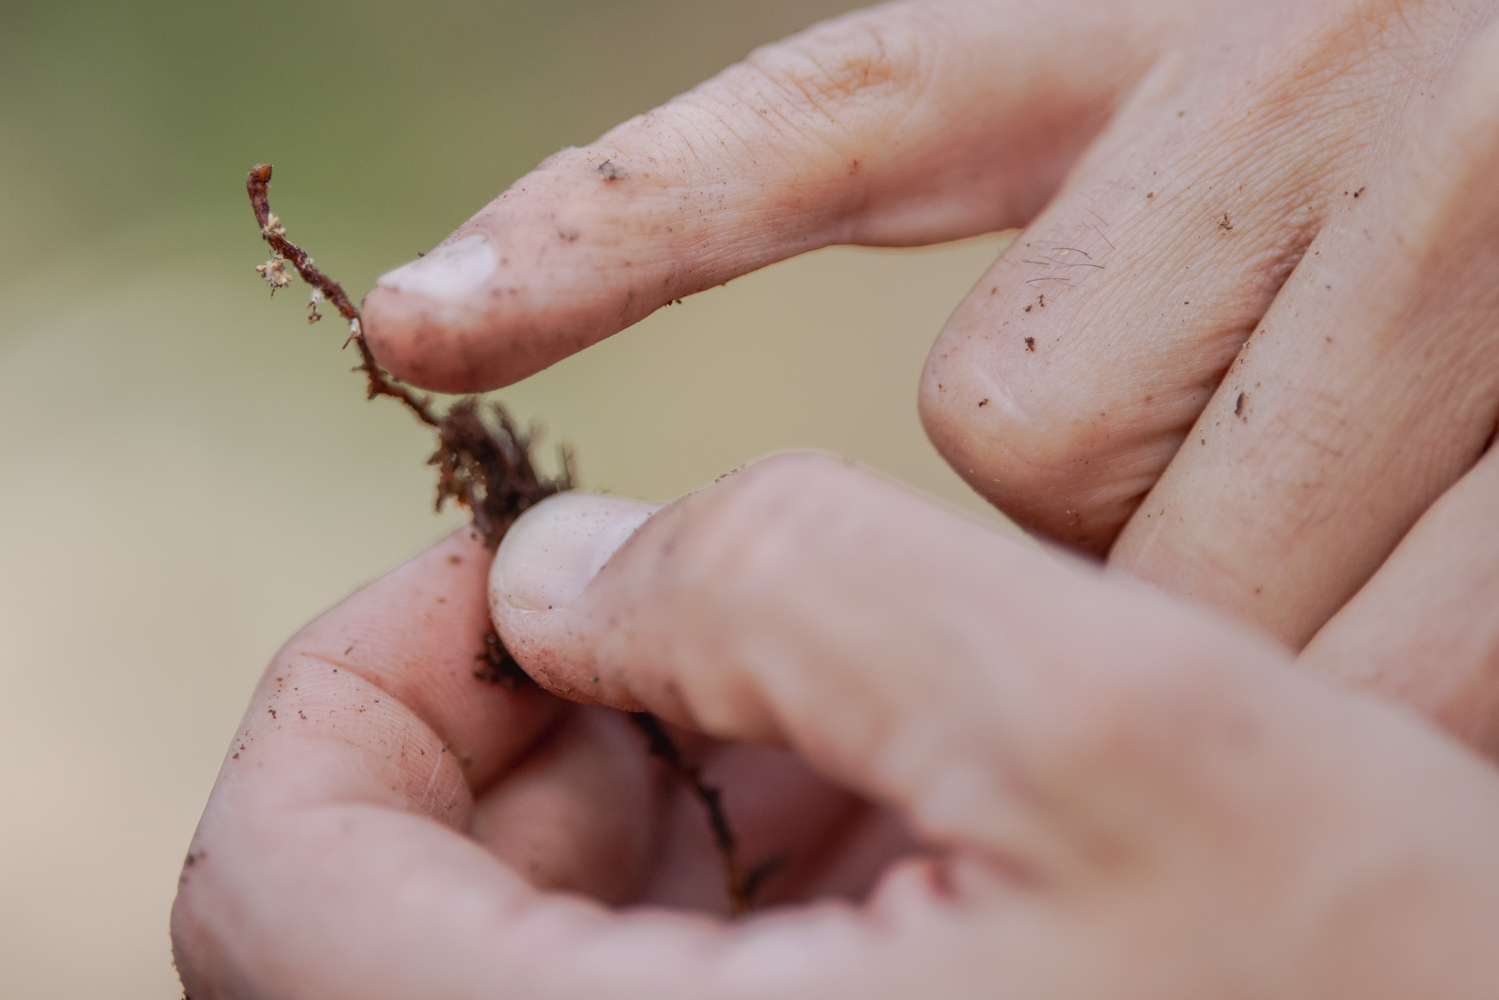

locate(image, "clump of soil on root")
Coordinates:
247 163 570 546
246 164 756 915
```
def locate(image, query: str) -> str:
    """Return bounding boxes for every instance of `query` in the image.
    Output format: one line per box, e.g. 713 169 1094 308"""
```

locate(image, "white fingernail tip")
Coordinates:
376 233 496 301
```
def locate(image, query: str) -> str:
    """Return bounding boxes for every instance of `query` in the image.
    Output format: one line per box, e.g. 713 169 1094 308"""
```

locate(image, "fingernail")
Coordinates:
492 492 660 611
376 233 496 301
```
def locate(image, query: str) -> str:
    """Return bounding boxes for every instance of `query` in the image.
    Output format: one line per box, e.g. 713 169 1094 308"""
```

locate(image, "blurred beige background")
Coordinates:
0 1 1014 995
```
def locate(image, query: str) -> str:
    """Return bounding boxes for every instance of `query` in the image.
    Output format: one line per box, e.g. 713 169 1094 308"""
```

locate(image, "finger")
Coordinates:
917 2 1492 560
362 0 1183 392
260 526 566 796
172 528 570 996
469 705 664 905
168 526 883 998
1300 439 1499 757
794 806 924 904
173 466 1499 999
168 504 1034 1000
487 455 1499 1000
489 457 1310 884
467 485 900 912
1109 16 1499 646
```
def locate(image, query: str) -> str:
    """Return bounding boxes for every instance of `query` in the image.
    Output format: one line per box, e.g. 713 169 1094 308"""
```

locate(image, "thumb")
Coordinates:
485 455 1295 879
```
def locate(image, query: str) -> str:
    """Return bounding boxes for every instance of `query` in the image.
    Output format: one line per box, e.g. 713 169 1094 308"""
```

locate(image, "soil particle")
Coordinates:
978 398 990 407
1024 337 1035 352
474 633 533 689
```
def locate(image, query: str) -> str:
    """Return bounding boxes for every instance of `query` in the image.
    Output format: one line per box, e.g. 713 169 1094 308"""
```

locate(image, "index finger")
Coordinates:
362 0 1179 392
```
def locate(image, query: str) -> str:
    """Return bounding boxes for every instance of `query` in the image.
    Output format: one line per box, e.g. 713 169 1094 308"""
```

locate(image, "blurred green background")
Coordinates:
0 1 1014 995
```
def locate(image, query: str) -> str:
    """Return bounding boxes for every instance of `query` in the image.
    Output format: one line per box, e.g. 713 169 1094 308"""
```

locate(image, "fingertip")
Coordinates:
487 492 663 710
279 526 566 793
491 492 662 614
305 526 497 672
361 280 552 394
378 233 497 302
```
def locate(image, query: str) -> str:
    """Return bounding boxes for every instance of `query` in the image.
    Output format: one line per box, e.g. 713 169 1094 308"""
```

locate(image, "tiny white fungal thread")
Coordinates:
256 256 291 293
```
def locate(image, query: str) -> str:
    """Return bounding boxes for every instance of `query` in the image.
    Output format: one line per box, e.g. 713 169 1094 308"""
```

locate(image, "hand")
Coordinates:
362 0 1499 656
171 452 1499 998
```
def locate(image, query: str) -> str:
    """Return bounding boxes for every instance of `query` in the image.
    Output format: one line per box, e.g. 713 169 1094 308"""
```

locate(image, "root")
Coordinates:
629 713 755 915
248 163 755 915
247 163 570 547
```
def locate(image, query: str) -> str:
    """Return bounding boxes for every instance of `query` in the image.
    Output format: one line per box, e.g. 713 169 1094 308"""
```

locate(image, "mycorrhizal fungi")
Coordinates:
246 164 756 914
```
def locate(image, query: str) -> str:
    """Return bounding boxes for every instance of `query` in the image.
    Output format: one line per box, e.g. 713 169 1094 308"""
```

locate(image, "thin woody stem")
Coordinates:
247 163 440 428
629 713 751 915
245 162 571 547
245 163 752 915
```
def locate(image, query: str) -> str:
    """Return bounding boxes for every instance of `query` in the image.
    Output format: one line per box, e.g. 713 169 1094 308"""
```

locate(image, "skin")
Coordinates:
174 1 1499 995
171 453 1499 998
364 0 1499 652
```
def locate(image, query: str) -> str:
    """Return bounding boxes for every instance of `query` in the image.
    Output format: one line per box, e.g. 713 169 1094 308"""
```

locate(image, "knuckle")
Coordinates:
920 348 1089 491
919 328 1177 551
740 6 938 126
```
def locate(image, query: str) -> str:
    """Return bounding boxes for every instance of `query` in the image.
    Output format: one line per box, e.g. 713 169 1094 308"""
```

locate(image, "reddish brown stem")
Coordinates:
247 163 569 546
629 713 752 915
247 163 441 427
245 164 753 915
